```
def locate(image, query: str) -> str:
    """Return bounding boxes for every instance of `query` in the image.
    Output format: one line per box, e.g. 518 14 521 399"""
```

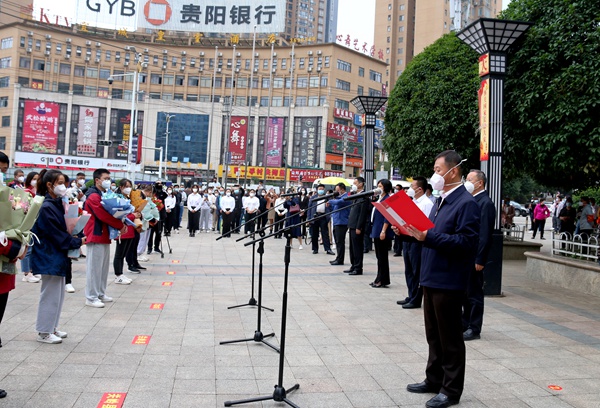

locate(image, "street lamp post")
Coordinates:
164 113 175 180
221 97 232 187
457 18 532 295
350 96 388 191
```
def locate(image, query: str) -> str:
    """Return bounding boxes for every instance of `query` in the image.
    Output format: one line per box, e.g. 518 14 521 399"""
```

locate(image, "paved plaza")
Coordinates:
1 226 600 408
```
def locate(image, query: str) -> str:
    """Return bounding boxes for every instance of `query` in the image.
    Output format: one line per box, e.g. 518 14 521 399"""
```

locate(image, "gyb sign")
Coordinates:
76 0 285 33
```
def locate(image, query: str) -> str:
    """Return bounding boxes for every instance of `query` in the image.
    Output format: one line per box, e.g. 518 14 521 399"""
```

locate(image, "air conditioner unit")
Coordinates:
65 54 70 59
180 66 185 71
163 49 168 54
199 67 203 72
253 68 258 73
144 48 149 53
181 51 186 55
124 61 129 66
199 51 204 56
236 52 241 57
259 140 264 145
307 67 312 72
85 40 91 46
26 48 32 53
255 52 259 57
235 68 240 73
27 31 33 37
85 56 90 62
317 50 322 55
317 67 321 72
95 58 100 63
273 52 277 57
162 65 167 70
218 52 222 57
44 50 50 56
96 42 101 47
45 43 51 49
217 68 221 73
66 38 71 43
308 51 313 55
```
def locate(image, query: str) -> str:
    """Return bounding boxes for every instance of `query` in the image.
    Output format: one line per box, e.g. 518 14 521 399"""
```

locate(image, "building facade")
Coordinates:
0 21 385 184
284 0 339 44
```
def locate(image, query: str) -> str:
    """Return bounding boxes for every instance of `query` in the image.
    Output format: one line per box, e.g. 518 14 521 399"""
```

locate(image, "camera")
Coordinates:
107 76 114 85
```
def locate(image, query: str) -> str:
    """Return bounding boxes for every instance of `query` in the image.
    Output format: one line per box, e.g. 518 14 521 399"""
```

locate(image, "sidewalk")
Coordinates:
1 229 599 407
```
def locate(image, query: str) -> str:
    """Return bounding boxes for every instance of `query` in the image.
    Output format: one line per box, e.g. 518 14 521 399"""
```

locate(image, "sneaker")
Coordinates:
65 284 75 293
138 255 149 262
53 330 68 338
34 274 41 279
37 333 62 344
85 299 105 308
22 274 40 283
114 276 131 285
99 295 113 303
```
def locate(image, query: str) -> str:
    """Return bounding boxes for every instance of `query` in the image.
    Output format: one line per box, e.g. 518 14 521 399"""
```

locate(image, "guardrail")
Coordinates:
551 232 599 263
502 224 526 242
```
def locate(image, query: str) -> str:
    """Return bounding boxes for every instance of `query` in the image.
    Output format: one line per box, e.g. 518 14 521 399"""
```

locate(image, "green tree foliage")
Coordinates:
383 34 480 177
503 175 550 203
501 0 600 188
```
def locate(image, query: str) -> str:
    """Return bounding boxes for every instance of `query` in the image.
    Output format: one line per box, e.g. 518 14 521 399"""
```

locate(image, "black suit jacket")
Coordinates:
474 191 496 266
347 193 371 230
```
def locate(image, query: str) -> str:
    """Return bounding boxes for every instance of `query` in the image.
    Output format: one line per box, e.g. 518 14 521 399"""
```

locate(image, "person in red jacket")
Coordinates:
112 179 141 285
83 168 127 308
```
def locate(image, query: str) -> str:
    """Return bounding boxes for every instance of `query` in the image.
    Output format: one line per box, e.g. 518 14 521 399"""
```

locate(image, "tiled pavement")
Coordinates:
1 226 600 408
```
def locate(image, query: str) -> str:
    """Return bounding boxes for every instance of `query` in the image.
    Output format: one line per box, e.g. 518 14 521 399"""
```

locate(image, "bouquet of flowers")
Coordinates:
141 196 160 230
100 190 136 240
64 202 90 258
0 185 44 264
151 196 164 211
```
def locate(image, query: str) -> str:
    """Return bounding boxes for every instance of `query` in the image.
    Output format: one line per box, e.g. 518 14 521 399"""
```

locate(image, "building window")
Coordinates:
0 77 8 88
308 96 319 106
297 77 307 88
337 59 351 72
0 57 11 69
99 68 110 80
357 86 364 95
296 96 307 107
400 4 405 10
399 26 405 32
320 75 328 87
86 67 98 78
260 96 269 106
369 88 382 97
399 15 405 21
272 97 283 107
336 79 350 91
19 57 30 69
32 59 45 71
324 56 330 67
262 77 270 88
397 58 404 65
308 76 319 88
1 116 10 127
0 97 7 107
398 37 404 43
335 99 349 110
0 137 5 149
200 77 211 87
358 67 364 77
175 75 185 86
74 65 85 77
188 76 199 87
273 77 284 88
369 70 383 82
162 75 173 85
1 37 13 49
59 63 70 75
299 58 305 69
58 82 69 93
263 59 269 69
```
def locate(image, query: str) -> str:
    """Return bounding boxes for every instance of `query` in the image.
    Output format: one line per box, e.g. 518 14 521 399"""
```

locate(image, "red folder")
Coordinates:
372 191 435 235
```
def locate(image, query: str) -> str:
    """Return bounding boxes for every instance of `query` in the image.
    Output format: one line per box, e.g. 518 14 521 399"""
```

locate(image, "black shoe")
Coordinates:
326 250 336 256
348 270 363 275
396 298 410 305
363 249 369 253
79 254 87 258
426 393 459 408
134 264 147 270
330 261 343 265
128 267 141 273
463 329 481 341
0 388 6 398
402 302 421 309
147 250 152 255
343 268 354 273
393 252 402 257
406 381 440 394
312 251 318 254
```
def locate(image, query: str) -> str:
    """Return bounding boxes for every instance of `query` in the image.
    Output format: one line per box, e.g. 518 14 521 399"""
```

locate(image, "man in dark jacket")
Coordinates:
327 183 351 265
307 184 334 255
397 150 479 408
231 185 245 233
147 180 167 254
84 168 128 308
345 177 371 275
462 169 495 341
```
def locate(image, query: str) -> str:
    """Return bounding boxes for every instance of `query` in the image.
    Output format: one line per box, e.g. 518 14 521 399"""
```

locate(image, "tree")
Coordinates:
383 33 480 178
501 0 600 189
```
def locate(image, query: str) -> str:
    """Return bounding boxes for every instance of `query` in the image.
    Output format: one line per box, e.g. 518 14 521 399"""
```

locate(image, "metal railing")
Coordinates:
502 224 526 242
551 232 599 263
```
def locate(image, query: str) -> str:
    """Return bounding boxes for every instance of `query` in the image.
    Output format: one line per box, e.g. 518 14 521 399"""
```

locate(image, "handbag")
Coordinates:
289 204 300 214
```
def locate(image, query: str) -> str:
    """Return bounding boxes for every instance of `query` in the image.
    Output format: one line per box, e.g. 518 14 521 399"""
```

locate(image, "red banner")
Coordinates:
288 169 344 182
326 122 358 141
229 116 248 165
333 108 354 121
22 100 59 154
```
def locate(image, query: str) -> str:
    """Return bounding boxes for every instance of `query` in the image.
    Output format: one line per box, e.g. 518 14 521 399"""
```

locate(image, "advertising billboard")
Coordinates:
22 101 60 154
77 107 99 157
229 116 248 165
265 117 284 167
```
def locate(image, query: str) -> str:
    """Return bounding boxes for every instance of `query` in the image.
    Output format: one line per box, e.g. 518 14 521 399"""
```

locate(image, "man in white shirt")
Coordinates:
243 189 260 233
398 176 434 309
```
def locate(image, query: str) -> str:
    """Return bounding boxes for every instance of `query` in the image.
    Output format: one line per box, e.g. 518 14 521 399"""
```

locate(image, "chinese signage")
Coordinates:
77 107 99 157
225 165 286 180
265 117 284 167
288 169 343 182
478 79 490 162
325 154 363 168
132 335 151 345
96 393 126 408
336 34 384 60
14 151 135 171
229 116 248 165
22 101 59 154
296 117 320 168
75 0 285 33
116 110 131 159
479 53 490 77
326 122 358 140
325 138 363 157
333 108 354 121
150 303 165 309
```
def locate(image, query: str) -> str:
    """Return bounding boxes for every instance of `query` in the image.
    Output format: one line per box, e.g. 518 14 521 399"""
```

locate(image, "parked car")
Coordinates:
510 201 529 217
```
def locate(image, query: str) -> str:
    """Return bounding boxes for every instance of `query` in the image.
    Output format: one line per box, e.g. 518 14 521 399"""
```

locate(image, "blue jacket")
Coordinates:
31 195 83 276
370 194 395 240
307 195 331 222
474 191 496 266
420 185 480 291
328 192 351 226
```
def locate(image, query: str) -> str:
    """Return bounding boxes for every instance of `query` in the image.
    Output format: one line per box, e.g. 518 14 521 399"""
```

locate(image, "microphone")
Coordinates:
343 188 382 201
312 191 339 201
279 191 302 197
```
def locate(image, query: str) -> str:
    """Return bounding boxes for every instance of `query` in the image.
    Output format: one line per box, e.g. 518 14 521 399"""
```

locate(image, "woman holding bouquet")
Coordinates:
32 169 85 344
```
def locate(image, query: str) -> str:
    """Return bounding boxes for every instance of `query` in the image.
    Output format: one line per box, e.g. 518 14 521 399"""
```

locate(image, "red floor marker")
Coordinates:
548 385 563 391
166 271 176 275
171 260 181 264
150 303 164 310
162 282 173 286
132 335 151 345
97 392 126 408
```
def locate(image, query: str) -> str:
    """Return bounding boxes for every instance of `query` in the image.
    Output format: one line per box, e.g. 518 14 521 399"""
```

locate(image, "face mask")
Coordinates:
71 182 77 188
192 189 198 193
249 192 255 197
566 203 572 208
31 180 37 187
351 184 358 192
204 194 208 197
464 181 475 194
110 185 117 191
261 192 266 196
167 189 172 194
317 190 325 195
407 187 416 198
18 176 25 183
54 184 67 197
122 187 132 195
101 179 112 190
430 159 466 191
226 191 231 196
78 179 86 186
579 202 583 207
234 189 239 194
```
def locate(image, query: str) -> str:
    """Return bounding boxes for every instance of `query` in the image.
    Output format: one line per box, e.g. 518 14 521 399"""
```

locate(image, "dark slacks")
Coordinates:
373 237 390 285
114 238 134 276
311 215 331 252
363 220 372 252
349 229 364 272
244 212 258 233
423 287 466 400
462 268 484 334
164 210 176 235
274 214 286 238
147 221 162 252
393 235 403 255
333 225 348 264
531 219 546 238
403 241 423 306
0 291 8 327
221 212 234 237
126 230 140 268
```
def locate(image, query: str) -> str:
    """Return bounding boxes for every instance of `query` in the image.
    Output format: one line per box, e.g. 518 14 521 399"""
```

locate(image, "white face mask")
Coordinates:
78 179 86 186
226 191 231 196
192 189 198 193
18 176 25 183
54 184 67 197
122 187 132 195
430 159 466 191
464 181 475 195
101 179 112 191
249 192 255 197
167 189 173 194
407 187 416 198
31 180 37 187
351 184 358 192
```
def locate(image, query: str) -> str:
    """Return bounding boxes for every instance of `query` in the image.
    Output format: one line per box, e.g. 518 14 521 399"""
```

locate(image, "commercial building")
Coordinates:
0 20 386 184
375 0 499 90
284 0 339 43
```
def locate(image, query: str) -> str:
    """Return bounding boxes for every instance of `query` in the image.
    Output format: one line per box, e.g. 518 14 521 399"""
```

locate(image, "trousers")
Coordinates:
462 268 484 334
349 229 364 272
36 275 65 334
311 216 331 252
333 225 348 264
403 241 423 306
85 243 111 302
114 238 133 276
